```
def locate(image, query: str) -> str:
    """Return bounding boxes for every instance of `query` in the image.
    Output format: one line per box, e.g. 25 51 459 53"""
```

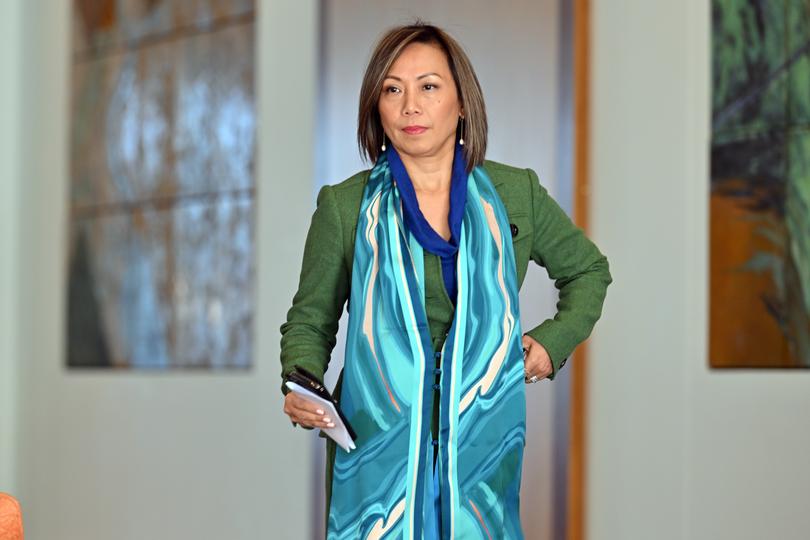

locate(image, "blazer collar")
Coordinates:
482 161 507 188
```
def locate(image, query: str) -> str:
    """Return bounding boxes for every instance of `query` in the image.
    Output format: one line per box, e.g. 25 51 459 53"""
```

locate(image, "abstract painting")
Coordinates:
67 0 256 368
711 0 810 368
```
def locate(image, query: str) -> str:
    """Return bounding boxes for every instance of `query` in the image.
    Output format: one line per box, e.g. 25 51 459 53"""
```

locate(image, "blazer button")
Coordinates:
510 224 519 238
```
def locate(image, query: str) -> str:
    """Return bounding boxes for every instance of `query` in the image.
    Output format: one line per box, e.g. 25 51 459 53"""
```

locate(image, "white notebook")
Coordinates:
285 381 357 452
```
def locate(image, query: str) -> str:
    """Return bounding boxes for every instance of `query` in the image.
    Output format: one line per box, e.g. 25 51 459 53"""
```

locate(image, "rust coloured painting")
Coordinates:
67 0 256 368
711 0 810 368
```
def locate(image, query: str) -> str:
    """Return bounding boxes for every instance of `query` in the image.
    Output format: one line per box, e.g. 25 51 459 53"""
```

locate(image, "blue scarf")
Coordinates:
387 143 468 304
328 147 526 539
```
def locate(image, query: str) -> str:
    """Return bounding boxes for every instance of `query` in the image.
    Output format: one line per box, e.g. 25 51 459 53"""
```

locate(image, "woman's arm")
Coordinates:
523 168 612 380
279 184 350 395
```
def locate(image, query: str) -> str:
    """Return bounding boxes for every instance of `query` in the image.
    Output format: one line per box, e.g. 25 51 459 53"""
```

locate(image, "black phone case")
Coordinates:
287 366 358 441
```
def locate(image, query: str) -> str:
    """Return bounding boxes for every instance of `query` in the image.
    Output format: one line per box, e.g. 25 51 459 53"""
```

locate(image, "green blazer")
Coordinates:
279 159 612 521
280 159 611 387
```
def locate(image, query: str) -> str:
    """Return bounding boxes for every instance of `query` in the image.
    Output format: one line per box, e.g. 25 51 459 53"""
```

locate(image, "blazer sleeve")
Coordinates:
523 168 612 380
279 184 350 397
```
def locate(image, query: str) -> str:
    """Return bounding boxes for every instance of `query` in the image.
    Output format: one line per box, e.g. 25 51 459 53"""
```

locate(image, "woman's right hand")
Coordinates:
283 392 336 429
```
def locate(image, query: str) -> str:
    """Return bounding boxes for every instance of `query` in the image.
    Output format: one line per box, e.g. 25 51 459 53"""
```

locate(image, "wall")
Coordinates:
13 1 319 539
587 1 810 539
10 1 806 539
0 0 23 498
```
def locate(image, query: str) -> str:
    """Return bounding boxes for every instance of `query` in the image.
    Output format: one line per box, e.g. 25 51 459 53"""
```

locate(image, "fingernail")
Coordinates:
327 423 335 428
323 417 332 423
316 409 324 415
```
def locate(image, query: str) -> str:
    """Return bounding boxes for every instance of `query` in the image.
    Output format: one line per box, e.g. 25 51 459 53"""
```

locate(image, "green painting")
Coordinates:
711 0 810 368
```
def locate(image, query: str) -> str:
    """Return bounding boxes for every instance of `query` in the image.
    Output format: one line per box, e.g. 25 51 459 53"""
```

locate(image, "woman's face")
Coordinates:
378 42 463 162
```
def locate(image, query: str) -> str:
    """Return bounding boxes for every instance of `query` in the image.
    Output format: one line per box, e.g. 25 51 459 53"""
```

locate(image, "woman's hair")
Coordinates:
357 21 488 171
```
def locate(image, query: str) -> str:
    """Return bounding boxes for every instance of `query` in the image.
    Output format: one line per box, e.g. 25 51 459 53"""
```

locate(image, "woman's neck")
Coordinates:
398 147 454 194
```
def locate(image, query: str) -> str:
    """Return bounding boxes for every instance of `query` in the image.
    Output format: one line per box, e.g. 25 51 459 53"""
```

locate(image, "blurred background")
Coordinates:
0 1 808 539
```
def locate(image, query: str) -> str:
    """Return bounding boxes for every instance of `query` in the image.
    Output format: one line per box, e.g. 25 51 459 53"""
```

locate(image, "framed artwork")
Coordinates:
710 0 810 368
67 0 256 368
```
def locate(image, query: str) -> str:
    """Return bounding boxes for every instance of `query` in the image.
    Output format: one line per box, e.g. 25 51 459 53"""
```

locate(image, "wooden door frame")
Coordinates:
569 1 590 539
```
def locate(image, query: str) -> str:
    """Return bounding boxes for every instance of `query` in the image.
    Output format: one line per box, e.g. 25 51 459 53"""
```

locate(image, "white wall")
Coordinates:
13 1 318 539
317 2 566 538
12 1 809 539
587 1 810 539
0 0 23 498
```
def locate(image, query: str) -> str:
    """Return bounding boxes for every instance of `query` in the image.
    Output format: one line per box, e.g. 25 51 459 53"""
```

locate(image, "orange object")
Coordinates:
0 493 23 540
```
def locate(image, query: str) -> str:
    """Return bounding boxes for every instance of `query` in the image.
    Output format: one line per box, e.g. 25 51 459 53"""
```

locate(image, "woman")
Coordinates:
280 22 611 539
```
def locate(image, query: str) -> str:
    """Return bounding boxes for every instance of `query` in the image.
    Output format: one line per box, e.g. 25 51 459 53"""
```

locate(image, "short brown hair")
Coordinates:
357 21 488 171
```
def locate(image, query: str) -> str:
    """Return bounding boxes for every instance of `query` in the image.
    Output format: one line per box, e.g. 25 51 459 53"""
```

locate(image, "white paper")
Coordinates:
285 381 357 452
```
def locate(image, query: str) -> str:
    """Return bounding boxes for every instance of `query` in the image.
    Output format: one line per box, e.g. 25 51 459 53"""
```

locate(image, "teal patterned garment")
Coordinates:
328 151 526 539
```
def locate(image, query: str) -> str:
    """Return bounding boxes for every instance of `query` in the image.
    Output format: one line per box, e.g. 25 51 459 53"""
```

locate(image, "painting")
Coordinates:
711 0 810 368
67 0 256 368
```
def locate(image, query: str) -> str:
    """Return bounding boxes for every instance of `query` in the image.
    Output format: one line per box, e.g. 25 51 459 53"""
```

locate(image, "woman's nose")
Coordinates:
402 92 421 115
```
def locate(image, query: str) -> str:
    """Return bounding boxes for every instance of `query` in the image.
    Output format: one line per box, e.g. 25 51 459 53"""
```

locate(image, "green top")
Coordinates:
279 159 612 522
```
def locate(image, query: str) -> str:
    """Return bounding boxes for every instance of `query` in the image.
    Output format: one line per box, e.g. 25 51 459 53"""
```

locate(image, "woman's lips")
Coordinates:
402 126 427 135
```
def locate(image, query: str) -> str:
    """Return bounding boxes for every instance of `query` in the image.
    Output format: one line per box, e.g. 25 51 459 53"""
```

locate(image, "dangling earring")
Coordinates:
459 117 465 146
381 133 387 152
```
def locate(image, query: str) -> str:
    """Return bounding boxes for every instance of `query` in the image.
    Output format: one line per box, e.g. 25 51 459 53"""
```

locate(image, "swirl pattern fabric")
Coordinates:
328 152 526 539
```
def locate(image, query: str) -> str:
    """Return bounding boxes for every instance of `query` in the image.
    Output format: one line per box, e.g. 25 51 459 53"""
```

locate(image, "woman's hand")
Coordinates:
284 393 336 429
522 334 553 383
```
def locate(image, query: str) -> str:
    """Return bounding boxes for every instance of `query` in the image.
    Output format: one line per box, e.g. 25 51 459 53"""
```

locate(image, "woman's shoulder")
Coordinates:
482 159 540 193
325 160 533 194
330 168 372 192
319 161 544 221
482 159 541 214
482 159 532 180
318 168 372 229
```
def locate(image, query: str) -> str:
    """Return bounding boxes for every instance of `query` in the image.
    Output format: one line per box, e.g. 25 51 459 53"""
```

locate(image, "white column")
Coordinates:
587 1 694 538
0 0 23 496
258 1 320 538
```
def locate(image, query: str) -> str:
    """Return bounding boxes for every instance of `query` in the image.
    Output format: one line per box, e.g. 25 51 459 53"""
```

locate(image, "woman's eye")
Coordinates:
385 86 400 94
423 84 437 91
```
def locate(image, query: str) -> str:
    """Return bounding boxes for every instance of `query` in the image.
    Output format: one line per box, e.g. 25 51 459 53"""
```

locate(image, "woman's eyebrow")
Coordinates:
384 72 443 81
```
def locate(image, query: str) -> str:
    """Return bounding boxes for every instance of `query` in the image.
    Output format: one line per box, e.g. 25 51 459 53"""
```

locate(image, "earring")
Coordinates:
459 117 465 146
381 134 387 152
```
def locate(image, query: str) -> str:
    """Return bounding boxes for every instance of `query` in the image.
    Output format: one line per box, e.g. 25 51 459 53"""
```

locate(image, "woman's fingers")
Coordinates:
522 335 553 381
287 392 324 415
525 354 552 379
532 357 553 379
294 409 336 428
284 393 336 428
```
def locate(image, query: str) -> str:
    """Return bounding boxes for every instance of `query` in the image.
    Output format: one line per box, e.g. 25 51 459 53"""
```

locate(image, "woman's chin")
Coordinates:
393 140 449 159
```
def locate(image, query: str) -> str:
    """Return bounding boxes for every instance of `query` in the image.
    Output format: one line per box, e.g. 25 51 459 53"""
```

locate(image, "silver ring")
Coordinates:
529 375 539 384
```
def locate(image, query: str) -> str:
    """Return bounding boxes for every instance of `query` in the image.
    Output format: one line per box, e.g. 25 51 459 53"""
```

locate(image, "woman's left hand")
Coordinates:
522 334 553 383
